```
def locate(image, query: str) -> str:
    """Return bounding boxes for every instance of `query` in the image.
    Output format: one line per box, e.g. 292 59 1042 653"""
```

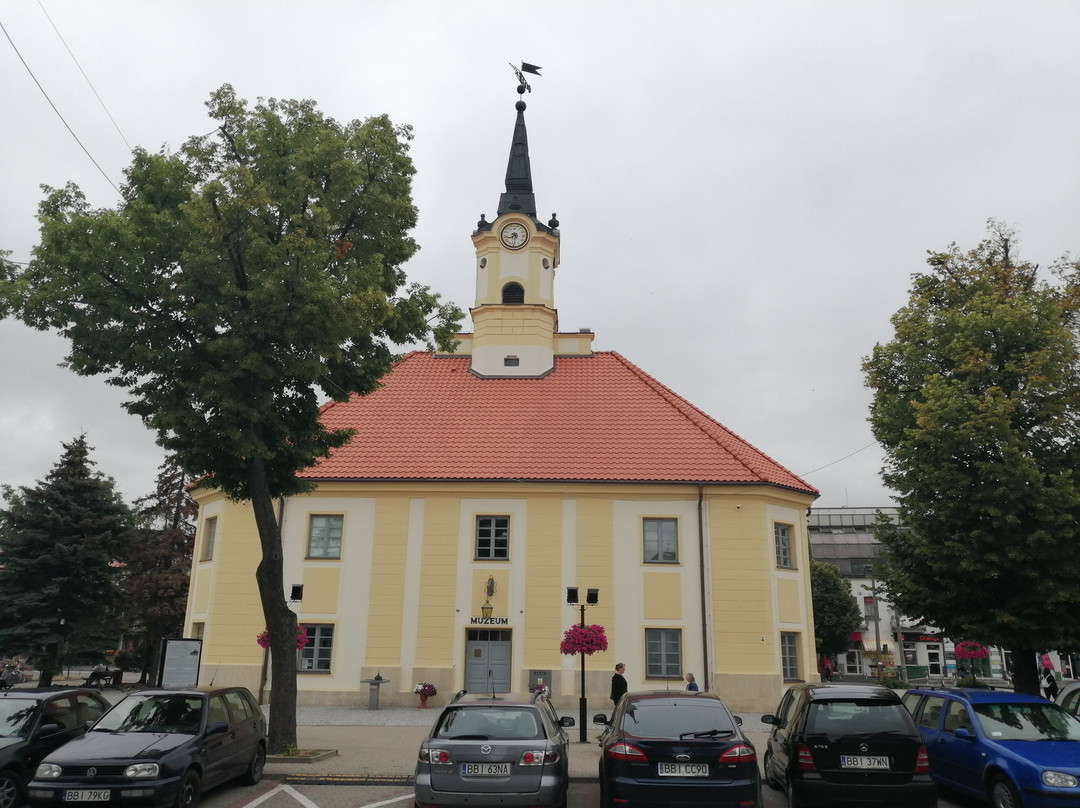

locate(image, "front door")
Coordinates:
466 629 511 693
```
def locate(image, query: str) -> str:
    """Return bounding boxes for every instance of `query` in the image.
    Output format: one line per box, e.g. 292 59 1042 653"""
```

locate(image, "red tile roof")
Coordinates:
302 351 816 494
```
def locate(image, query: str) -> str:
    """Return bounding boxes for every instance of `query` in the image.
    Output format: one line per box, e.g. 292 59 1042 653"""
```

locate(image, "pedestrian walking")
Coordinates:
684 672 699 691
822 656 834 682
610 663 627 706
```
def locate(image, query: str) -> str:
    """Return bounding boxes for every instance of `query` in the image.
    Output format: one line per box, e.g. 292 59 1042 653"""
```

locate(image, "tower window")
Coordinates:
502 283 525 304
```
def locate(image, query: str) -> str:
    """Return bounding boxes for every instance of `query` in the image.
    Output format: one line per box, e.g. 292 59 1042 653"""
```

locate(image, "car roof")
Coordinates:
0 687 99 699
791 682 903 702
906 687 1048 705
117 686 251 698
619 690 727 705
450 692 542 707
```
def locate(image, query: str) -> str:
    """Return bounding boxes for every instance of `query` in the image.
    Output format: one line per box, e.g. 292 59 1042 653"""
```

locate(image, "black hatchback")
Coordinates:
762 682 936 808
27 687 266 808
593 690 761 807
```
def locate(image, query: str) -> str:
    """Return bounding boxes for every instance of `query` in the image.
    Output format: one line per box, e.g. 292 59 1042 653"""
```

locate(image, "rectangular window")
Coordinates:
643 518 678 563
781 632 800 680
774 523 793 568
298 624 333 672
307 515 343 559
476 516 509 559
200 517 217 561
645 628 682 678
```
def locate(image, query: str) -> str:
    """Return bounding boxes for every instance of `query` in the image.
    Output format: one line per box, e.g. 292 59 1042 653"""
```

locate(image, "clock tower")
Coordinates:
453 85 593 377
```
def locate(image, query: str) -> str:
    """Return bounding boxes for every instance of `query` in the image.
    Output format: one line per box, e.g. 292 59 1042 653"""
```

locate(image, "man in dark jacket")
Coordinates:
610 663 627 706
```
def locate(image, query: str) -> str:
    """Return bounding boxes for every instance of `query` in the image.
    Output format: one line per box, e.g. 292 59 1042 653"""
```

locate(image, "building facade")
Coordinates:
185 89 819 712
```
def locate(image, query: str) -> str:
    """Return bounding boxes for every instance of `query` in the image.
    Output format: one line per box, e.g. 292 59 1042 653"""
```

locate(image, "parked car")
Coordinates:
414 690 575 808
762 682 936 808
902 686 1080 808
27 687 266 808
0 688 111 808
593 690 760 808
1057 680 1080 718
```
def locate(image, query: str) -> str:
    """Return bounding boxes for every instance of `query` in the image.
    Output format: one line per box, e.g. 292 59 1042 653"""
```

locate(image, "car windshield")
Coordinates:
973 702 1080 741
95 695 204 734
619 701 735 739
0 699 38 738
434 706 542 740
807 699 911 736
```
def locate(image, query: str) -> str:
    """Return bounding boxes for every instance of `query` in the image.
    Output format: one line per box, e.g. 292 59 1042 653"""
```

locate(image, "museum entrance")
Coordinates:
465 629 511 693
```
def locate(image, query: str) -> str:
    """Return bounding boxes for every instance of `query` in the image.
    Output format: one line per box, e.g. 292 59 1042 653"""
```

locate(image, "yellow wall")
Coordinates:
187 481 816 712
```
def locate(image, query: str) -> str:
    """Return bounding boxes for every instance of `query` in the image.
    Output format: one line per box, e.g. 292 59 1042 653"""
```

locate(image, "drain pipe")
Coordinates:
697 485 711 691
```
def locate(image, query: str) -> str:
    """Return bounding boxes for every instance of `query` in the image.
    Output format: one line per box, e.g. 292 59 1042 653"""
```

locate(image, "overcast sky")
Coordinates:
2 1 1078 509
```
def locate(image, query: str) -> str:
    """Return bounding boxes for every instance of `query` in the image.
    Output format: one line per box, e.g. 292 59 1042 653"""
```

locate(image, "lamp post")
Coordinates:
567 587 599 743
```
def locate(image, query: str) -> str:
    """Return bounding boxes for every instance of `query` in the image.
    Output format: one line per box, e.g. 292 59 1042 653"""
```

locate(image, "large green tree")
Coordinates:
863 221 1080 696
810 559 862 659
0 85 461 749
0 436 135 684
124 456 196 685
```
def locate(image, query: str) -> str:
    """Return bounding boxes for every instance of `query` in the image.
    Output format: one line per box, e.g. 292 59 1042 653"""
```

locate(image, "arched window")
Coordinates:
502 283 525 304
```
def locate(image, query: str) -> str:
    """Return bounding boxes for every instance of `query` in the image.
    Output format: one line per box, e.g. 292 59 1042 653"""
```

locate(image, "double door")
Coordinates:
465 629 511 693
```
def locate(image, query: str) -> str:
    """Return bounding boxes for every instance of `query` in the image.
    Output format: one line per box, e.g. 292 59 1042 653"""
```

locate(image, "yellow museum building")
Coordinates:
184 88 819 713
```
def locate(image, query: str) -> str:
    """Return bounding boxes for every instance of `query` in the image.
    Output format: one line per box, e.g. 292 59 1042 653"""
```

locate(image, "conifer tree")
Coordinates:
124 456 196 684
0 435 135 685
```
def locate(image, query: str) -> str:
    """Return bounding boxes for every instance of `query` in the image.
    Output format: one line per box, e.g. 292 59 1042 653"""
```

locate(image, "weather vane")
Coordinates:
510 61 542 93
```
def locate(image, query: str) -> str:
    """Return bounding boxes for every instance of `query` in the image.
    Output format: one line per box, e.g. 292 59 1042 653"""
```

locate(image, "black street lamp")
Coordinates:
567 586 599 742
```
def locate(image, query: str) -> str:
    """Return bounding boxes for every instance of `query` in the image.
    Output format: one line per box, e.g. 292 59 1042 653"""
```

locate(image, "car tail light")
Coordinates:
914 745 929 774
796 744 817 771
720 743 757 763
605 742 648 762
418 748 452 764
519 750 559 765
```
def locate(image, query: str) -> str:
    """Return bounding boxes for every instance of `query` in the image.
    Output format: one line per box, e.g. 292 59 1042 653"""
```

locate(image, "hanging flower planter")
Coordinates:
559 624 608 656
256 625 309 650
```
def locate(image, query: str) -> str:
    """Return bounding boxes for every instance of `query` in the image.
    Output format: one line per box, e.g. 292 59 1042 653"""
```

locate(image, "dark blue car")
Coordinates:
26 687 266 808
902 687 1080 808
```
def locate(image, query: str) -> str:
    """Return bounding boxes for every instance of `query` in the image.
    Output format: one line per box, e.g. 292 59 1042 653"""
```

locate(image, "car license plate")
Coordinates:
461 762 511 776
657 762 709 777
840 755 889 769
64 790 111 802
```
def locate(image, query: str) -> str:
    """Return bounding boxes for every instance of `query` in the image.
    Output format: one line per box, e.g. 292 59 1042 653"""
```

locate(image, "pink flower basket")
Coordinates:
256 625 309 650
560 624 608 656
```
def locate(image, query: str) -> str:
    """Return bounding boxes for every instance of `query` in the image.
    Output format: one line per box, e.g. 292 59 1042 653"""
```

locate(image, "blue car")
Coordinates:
902 687 1080 808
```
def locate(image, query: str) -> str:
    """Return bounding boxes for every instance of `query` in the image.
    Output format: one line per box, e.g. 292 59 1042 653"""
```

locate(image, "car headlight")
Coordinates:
35 764 62 780
124 763 160 779
1042 770 1078 788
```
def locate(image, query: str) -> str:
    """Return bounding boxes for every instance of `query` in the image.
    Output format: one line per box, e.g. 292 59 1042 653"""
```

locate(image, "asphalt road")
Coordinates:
195 773 986 808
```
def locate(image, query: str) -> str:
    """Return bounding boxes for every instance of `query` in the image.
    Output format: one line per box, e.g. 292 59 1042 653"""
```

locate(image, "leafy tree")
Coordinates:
0 435 135 685
810 559 862 659
864 220 1080 696
124 456 196 684
0 85 462 749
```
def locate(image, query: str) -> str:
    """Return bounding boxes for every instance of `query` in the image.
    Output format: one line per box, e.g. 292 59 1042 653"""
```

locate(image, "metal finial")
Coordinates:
510 61 542 94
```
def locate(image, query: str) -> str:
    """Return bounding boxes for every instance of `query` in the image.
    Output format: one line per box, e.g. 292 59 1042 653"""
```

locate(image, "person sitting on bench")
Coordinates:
82 664 111 687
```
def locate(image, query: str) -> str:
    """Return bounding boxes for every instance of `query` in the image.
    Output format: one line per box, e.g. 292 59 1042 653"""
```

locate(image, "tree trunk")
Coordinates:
1011 646 1040 696
246 458 297 754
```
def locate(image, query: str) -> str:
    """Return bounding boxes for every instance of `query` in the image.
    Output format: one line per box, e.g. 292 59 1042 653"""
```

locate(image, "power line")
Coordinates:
0 16 120 196
37 0 131 151
800 441 878 477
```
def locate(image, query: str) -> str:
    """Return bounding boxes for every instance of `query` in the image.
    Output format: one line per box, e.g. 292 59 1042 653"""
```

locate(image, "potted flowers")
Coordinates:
414 682 437 707
559 624 608 656
256 625 309 650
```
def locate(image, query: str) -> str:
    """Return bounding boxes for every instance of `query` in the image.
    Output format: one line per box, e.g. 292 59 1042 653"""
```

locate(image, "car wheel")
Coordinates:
0 770 23 808
991 775 1023 808
240 744 266 785
175 769 201 808
763 751 782 790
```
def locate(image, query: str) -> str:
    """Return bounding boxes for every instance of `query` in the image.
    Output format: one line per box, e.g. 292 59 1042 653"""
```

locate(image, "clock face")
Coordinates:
500 223 529 249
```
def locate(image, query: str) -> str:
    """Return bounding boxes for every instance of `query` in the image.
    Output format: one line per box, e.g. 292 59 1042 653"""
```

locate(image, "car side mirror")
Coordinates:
36 721 64 738
208 721 229 735
953 728 974 741
734 715 743 726
592 714 609 726
761 714 777 725
560 716 575 727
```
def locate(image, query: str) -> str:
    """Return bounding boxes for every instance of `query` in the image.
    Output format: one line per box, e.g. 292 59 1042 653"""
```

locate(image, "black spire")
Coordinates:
497 86 536 218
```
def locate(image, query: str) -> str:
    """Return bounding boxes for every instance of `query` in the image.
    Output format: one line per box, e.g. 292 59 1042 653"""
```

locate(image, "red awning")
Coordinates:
849 632 862 642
